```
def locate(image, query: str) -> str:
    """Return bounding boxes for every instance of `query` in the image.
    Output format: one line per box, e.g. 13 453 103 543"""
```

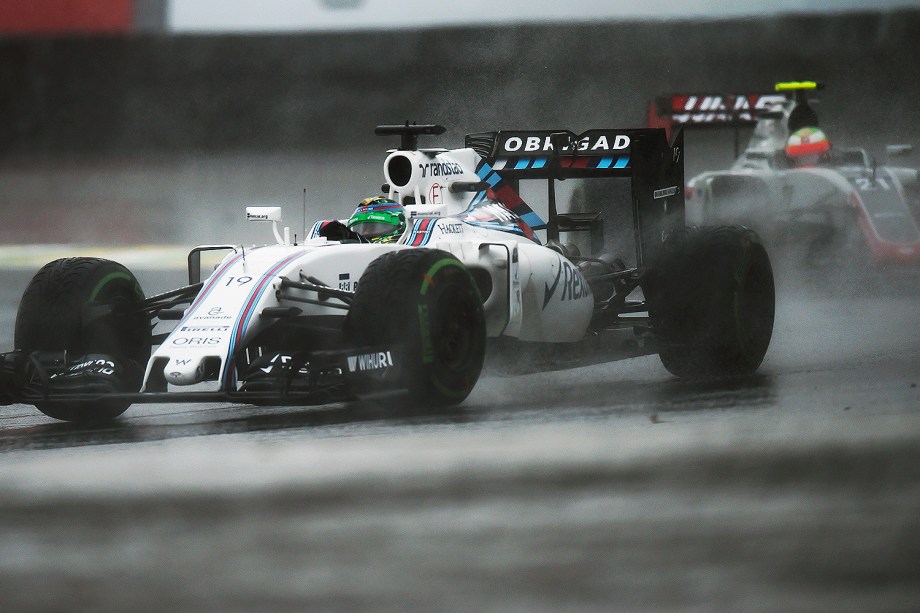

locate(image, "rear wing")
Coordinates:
648 92 789 158
648 93 788 134
465 127 685 266
649 83 823 135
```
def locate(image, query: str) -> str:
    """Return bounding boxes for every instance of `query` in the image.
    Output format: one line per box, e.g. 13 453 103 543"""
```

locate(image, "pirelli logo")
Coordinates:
180 325 230 332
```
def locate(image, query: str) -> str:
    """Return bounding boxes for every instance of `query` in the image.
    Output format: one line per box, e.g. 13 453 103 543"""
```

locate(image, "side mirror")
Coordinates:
246 206 282 222
246 206 288 245
448 180 489 193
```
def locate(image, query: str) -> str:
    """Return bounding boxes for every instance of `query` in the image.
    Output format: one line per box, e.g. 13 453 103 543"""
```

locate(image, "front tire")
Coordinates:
345 248 485 407
14 258 151 421
645 226 775 377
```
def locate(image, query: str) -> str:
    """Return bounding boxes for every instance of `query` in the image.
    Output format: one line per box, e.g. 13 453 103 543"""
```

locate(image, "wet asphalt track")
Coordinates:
0 268 918 611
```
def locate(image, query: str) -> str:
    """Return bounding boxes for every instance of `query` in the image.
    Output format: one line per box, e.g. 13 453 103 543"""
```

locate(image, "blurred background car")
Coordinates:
649 82 920 285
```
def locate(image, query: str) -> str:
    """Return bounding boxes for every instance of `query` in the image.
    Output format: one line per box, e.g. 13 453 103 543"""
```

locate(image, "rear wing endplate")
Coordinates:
465 127 686 266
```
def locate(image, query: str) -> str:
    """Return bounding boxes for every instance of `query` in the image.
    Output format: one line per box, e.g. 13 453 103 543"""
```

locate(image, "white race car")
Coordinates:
0 123 775 422
649 81 920 276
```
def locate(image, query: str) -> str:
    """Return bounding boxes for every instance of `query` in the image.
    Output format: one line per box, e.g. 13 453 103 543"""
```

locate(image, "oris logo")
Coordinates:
171 337 221 346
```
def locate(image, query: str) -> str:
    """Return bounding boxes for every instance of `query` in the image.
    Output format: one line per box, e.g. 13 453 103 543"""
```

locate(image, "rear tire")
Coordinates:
345 249 485 407
15 258 151 422
645 226 775 377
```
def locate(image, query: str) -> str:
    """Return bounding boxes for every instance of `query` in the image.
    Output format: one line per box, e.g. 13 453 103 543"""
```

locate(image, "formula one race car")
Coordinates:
649 82 920 278
0 122 775 422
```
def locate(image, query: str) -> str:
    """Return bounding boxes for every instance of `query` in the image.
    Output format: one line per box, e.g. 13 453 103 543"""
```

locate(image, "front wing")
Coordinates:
0 342 407 408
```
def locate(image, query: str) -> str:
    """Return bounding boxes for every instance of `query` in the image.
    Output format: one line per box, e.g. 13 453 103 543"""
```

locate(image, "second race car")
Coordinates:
649 81 920 282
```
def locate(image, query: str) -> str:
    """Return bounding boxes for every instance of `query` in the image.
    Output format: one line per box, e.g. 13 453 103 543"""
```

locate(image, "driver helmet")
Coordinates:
785 127 831 167
347 197 406 243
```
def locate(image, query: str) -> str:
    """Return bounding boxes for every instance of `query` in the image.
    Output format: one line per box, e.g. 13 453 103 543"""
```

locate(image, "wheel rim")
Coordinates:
433 287 478 371
736 247 775 362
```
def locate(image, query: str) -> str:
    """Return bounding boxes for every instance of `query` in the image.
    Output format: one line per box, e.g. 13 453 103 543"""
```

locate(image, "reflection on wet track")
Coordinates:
0 270 918 610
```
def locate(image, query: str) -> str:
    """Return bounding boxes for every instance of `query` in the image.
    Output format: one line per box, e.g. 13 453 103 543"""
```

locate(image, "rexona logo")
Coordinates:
347 351 395 373
499 130 631 155
543 257 591 309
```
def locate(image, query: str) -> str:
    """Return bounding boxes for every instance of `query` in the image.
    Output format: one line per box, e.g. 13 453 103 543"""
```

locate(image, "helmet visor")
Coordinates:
349 220 401 239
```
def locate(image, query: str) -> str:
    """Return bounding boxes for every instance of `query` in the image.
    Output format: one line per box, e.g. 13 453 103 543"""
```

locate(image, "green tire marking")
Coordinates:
420 258 465 296
431 374 467 399
89 272 133 301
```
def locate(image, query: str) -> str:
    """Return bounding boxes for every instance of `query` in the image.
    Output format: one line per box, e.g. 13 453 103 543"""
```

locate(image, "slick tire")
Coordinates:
15 258 151 422
345 248 485 408
645 226 775 378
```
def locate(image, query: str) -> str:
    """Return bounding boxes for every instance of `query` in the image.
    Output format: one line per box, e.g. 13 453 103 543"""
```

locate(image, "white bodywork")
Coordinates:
143 146 595 391
685 95 920 263
686 165 857 227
